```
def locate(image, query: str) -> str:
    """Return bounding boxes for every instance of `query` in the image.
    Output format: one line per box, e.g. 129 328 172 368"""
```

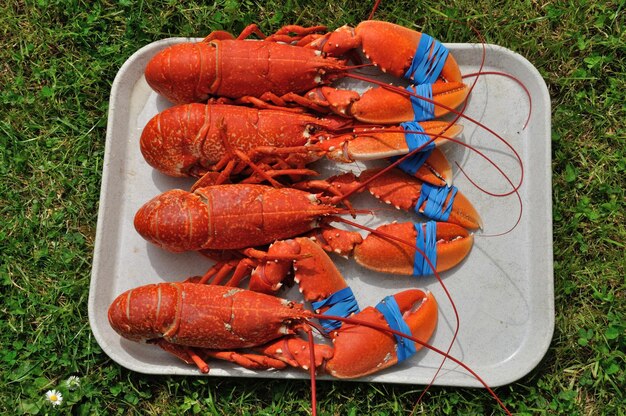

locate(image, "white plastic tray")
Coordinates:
89 38 553 387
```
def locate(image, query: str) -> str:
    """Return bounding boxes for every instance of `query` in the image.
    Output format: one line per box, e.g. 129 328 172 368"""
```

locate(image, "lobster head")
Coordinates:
108 284 180 343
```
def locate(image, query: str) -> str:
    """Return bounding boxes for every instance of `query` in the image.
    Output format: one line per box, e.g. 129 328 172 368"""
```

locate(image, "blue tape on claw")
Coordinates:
412 221 438 276
393 121 435 177
415 182 458 222
311 286 361 332
406 84 435 121
375 296 417 362
404 33 450 85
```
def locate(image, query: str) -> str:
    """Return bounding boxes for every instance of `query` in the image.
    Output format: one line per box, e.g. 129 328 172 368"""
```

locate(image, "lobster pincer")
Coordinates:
306 220 474 277
294 166 483 230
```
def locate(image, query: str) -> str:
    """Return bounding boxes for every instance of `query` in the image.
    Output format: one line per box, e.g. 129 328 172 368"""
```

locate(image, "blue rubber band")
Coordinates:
375 296 416 362
406 84 435 121
412 221 437 276
393 121 435 177
415 182 458 222
404 33 449 85
311 286 360 332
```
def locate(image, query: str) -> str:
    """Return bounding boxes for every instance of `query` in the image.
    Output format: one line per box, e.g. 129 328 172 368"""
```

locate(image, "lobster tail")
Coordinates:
108 283 180 342
134 189 212 252
145 42 215 104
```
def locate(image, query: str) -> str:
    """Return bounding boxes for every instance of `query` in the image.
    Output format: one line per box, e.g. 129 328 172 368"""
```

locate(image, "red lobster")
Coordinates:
133 184 476 276
107 240 511 415
139 102 462 187
144 21 469 124
107 237 438 379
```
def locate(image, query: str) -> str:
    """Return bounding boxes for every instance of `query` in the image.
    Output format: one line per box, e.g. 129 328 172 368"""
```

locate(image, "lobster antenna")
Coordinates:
457 160 523 237
463 71 533 130
304 326 318 416
368 0 382 20
345 71 525 196
407 15 516 406
316 313 512 416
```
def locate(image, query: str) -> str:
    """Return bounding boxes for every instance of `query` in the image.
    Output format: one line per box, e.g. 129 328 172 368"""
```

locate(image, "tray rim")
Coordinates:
88 38 554 386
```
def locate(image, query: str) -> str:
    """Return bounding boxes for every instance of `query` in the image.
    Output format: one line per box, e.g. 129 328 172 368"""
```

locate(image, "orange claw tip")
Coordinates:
419 147 452 187
352 221 473 276
432 81 470 118
445 191 483 231
391 289 438 353
432 222 474 272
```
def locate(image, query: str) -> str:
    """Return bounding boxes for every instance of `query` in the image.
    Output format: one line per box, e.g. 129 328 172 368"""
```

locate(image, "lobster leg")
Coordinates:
253 336 333 370
152 340 210 373
205 24 328 44
203 350 289 370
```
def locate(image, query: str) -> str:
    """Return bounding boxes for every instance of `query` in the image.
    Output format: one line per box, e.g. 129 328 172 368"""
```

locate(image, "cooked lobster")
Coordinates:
107 240 509 414
109 282 437 378
139 102 462 187
133 184 475 276
144 21 469 124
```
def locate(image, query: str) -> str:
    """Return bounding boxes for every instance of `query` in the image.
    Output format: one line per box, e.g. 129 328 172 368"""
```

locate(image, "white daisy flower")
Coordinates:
65 375 81 390
45 390 63 406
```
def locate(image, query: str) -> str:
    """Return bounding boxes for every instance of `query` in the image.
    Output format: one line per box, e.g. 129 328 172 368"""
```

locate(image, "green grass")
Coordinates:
1 0 624 414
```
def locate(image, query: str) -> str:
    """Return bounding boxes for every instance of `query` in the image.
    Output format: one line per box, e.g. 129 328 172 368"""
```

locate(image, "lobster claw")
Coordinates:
353 221 474 276
346 82 468 123
249 240 299 294
308 21 463 84
325 289 437 378
358 168 483 230
306 82 468 124
355 21 463 83
316 120 463 168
